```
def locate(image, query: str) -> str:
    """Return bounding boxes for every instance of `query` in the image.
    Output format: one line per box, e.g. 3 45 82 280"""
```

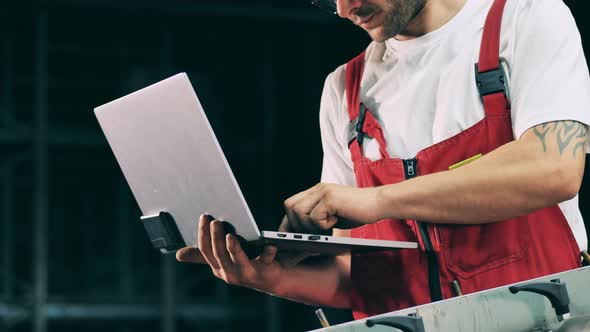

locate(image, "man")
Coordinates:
177 0 590 319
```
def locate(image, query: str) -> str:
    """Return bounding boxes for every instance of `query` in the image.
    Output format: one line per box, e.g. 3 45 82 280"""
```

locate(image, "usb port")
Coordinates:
277 233 287 238
308 235 321 240
293 235 302 239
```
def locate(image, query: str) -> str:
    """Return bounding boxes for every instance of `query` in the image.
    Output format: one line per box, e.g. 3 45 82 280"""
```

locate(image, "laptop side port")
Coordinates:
308 235 321 240
294 235 302 239
277 233 287 238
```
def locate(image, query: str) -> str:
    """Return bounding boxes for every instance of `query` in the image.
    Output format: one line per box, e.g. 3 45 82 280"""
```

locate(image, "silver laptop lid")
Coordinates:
94 73 261 246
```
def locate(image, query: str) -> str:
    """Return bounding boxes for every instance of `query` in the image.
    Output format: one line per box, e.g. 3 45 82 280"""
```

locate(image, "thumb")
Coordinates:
278 215 291 232
259 245 278 265
176 247 207 264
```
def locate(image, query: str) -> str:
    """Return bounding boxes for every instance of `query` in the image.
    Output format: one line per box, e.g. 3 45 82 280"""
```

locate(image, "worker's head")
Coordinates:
312 0 427 42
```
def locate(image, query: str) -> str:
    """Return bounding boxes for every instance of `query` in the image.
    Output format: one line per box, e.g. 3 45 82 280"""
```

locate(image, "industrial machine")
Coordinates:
311 267 590 332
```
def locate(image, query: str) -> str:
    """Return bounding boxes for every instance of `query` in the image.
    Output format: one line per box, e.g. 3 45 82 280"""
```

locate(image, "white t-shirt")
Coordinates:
319 0 590 251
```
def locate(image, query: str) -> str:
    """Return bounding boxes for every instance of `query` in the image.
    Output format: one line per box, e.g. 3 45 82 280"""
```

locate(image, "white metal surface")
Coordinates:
310 267 590 332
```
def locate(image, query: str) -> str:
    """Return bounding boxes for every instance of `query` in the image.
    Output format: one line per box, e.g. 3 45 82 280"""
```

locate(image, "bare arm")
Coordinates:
281 121 588 233
377 120 588 224
265 224 351 308
276 252 351 307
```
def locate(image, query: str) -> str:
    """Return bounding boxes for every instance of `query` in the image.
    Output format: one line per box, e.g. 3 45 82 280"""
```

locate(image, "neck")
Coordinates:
396 0 467 41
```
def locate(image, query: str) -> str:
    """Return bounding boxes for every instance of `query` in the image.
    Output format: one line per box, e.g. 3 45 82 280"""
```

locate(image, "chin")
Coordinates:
367 27 388 42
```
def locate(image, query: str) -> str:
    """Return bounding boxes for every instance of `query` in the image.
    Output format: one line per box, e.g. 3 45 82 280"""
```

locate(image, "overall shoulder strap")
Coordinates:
344 51 391 159
476 0 511 116
345 51 366 122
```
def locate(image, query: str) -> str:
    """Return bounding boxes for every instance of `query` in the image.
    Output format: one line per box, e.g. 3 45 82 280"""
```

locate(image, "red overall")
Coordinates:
346 0 581 319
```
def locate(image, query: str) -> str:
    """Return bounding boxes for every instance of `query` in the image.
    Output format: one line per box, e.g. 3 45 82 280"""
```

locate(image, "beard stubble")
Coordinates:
380 0 428 40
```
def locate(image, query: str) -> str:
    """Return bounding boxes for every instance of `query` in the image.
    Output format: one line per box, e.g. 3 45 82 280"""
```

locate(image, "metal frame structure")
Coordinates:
52 0 334 23
33 10 50 332
1 24 16 332
0 1 332 331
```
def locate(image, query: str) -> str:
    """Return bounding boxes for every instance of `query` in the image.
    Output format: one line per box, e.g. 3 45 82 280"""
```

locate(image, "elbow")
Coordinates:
551 163 582 203
564 177 582 201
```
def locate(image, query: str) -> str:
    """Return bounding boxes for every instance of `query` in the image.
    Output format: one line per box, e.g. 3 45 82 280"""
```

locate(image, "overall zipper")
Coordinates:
403 158 443 302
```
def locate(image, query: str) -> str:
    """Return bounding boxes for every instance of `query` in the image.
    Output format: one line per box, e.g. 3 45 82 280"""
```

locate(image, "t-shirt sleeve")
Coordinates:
319 68 357 186
510 0 590 150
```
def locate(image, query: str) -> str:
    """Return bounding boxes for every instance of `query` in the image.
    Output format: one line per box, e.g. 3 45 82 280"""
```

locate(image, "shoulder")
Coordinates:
506 0 574 17
503 0 578 35
324 63 346 102
320 63 347 134
323 41 383 102
497 0 581 83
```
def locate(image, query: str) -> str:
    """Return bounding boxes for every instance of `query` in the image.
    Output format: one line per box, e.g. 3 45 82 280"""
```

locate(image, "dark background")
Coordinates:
0 1 588 331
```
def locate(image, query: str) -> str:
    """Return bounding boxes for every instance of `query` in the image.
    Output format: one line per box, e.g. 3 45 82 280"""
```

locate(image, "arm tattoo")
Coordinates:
533 122 555 152
533 121 588 158
573 141 586 158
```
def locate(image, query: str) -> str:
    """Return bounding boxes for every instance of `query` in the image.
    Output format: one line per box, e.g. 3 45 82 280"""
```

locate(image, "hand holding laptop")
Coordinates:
177 214 357 308
176 215 321 296
177 215 316 266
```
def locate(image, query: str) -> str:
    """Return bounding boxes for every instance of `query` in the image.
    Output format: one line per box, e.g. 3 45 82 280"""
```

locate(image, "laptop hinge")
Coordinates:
140 211 186 252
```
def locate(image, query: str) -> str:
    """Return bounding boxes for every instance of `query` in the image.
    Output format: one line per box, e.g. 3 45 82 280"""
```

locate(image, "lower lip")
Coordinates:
360 13 377 28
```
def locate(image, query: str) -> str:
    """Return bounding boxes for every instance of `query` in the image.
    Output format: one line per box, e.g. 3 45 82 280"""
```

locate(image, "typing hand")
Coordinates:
281 183 381 234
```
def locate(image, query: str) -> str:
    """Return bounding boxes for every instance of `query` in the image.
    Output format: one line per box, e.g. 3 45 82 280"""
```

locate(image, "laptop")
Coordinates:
94 73 418 255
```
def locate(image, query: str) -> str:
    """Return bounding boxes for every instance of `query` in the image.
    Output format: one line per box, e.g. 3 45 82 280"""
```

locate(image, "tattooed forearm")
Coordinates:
533 121 588 158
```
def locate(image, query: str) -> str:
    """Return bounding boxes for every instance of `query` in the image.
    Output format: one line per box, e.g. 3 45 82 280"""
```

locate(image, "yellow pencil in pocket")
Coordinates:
448 154 483 170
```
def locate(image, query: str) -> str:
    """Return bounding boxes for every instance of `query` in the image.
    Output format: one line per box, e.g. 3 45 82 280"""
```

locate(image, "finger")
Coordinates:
278 215 291 232
226 234 251 266
226 235 260 287
285 207 305 233
210 220 234 270
198 215 219 270
287 211 322 234
283 185 321 208
278 214 309 233
328 215 339 228
292 188 325 217
284 186 322 233
288 189 326 233
259 245 278 265
176 247 207 264
309 200 338 231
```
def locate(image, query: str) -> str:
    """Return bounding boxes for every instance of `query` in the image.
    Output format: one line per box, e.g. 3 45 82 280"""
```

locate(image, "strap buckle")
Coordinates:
356 103 367 145
474 63 507 97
